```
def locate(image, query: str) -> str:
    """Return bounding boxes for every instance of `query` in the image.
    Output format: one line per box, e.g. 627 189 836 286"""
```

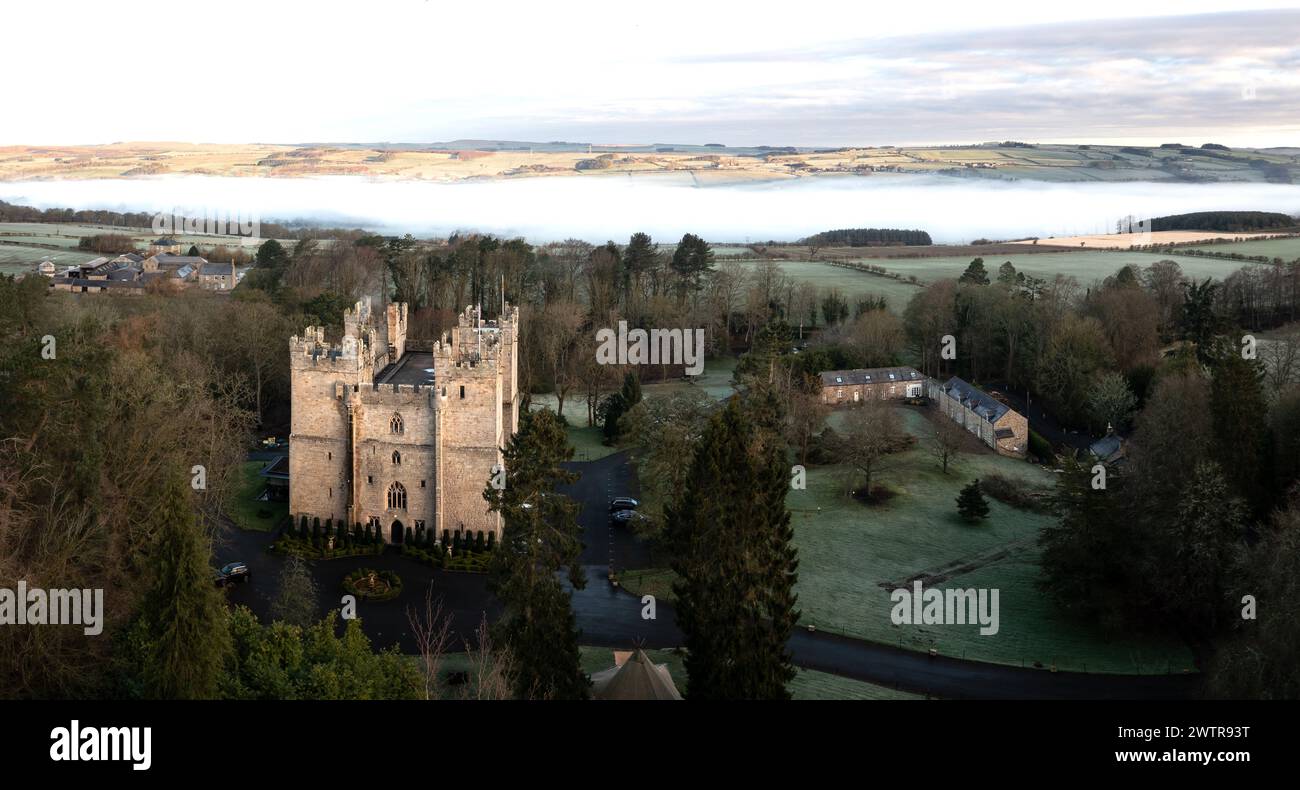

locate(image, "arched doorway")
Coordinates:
390 520 404 544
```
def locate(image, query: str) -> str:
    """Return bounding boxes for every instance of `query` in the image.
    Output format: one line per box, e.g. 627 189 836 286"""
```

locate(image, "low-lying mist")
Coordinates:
2 173 1299 243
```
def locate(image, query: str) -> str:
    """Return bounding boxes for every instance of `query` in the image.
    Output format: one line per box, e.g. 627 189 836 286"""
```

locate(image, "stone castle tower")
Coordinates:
288 299 520 544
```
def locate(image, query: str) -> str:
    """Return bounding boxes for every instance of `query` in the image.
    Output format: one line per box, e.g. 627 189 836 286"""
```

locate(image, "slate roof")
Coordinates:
942 377 1012 423
820 366 924 387
106 267 141 281
1090 434 1124 462
200 261 235 277
153 254 207 266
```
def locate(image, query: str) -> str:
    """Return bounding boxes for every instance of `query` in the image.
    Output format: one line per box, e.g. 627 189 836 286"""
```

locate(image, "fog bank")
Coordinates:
2 173 1299 243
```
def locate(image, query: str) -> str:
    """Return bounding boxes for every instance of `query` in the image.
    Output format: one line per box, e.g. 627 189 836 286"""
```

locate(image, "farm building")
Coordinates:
927 377 1027 458
819 366 925 405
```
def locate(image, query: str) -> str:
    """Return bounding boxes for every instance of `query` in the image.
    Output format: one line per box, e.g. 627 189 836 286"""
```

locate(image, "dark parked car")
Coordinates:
611 509 649 527
609 497 640 512
215 562 251 587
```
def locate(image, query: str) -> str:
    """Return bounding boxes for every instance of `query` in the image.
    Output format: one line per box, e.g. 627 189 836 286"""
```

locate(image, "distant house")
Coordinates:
819 366 925 405
37 261 56 277
149 237 183 255
928 377 1028 458
197 260 236 290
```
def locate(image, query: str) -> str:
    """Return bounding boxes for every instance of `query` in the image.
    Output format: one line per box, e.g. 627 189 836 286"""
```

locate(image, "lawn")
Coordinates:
786 407 1193 674
621 405 1194 674
226 460 288 532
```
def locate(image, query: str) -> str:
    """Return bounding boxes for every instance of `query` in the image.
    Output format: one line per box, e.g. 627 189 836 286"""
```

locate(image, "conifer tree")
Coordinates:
664 397 799 699
139 473 231 699
956 479 990 522
1208 348 1271 512
485 409 588 699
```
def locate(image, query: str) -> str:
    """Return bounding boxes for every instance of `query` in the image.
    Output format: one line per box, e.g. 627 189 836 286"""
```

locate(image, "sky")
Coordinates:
3 0 1299 148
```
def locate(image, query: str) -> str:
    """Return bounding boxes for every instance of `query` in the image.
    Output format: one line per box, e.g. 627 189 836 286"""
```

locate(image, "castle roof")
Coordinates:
379 351 436 386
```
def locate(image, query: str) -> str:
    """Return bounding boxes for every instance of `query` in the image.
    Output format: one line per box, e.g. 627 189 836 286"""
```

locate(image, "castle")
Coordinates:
288 299 520 544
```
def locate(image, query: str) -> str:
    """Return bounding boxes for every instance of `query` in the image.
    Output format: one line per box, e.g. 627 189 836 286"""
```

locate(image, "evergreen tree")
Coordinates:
664 398 799 700
956 479 990 522
619 371 642 409
485 410 588 699
1162 461 1247 636
1209 348 1270 511
996 260 1019 287
670 233 714 298
139 474 230 699
1038 455 1135 625
598 392 626 445
959 257 990 285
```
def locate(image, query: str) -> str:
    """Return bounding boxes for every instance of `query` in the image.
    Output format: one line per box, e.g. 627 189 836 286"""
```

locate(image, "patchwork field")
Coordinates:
1009 231 1288 249
867 250 1244 288
0 244 100 275
4 141 1294 184
1184 235 1300 261
0 221 292 257
743 251 1255 316
739 259 925 313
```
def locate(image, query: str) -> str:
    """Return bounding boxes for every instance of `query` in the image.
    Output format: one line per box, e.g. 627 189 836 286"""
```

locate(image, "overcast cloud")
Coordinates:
1 1 1297 147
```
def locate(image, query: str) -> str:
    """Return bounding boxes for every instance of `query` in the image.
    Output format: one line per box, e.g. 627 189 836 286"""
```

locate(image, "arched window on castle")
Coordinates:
390 413 404 434
387 482 407 510
392 450 401 466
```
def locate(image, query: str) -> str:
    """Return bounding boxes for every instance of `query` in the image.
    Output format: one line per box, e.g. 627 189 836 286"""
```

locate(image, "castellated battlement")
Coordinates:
289 327 370 374
334 381 435 405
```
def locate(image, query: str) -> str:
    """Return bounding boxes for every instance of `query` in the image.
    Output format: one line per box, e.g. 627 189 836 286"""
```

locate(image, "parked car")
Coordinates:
215 562 251 587
611 509 650 527
609 497 640 512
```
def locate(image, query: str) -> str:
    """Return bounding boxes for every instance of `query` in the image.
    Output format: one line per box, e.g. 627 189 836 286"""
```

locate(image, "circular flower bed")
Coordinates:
342 568 403 602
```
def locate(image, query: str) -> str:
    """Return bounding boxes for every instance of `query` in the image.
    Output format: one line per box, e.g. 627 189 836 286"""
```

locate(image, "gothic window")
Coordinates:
392 450 401 466
390 413 404 434
387 481 407 510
